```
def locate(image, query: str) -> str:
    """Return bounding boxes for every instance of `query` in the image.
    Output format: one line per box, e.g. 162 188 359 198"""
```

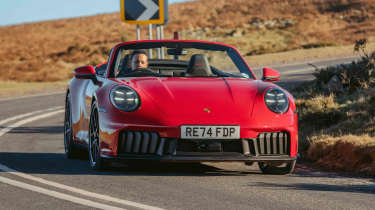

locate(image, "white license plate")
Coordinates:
181 125 240 139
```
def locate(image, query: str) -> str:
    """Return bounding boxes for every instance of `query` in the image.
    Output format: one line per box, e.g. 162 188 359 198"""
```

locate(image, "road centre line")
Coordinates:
0 109 65 137
0 106 63 127
0 108 164 210
0 175 125 210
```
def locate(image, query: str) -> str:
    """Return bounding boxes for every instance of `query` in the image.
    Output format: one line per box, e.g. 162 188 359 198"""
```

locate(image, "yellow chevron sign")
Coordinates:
121 0 168 25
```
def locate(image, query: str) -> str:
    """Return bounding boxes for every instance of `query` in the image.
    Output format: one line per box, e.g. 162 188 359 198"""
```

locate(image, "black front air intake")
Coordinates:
241 132 290 156
118 131 290 157
118 131 177 156
253 132 290 156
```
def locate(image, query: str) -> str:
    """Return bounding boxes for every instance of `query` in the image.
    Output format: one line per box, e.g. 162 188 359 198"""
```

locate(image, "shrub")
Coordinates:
312 39 375 93
293 39 375 158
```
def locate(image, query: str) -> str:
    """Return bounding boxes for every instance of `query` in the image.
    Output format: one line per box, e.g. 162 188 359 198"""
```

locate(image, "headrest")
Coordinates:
186 54 211 77
117 54 132 76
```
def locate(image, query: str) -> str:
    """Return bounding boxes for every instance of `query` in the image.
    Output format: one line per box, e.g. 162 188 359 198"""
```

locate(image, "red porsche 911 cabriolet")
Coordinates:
64 40 298 174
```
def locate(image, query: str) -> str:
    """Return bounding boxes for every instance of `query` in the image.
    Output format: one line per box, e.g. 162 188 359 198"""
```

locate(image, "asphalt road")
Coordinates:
254 56 360 89
0 57 374 210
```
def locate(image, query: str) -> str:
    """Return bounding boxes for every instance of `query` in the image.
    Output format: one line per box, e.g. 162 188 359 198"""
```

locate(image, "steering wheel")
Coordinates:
133 67 154 73
124 68 158 77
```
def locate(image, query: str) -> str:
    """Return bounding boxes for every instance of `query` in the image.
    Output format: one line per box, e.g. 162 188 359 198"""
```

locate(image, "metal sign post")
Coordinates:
156 25 161 58
160 25 165 59
136 25 141 41
148 24 153 58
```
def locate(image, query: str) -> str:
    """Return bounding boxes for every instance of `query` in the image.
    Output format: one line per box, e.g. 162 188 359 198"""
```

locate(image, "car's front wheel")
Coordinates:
64 93 80 158
89 101 109 170
258 160 296 175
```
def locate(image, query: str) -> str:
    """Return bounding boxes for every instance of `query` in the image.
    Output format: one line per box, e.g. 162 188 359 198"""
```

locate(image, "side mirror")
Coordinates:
73 65 96 80
262 67 280 82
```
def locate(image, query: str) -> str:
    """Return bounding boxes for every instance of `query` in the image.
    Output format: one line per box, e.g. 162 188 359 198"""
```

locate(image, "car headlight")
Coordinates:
264 87 289 114
110 86 140 112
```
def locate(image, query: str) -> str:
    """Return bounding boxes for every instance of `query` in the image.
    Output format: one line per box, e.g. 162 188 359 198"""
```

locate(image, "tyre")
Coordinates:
64 93 80 158
88 101 109 170
258 160 296 175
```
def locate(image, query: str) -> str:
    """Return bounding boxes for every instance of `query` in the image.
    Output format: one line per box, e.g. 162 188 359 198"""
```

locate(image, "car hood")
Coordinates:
116 77 259 124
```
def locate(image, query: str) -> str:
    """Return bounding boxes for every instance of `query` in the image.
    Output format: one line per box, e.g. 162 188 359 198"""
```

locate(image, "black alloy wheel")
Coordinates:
258 160 296 175
64 93 79 158
88 101 108 170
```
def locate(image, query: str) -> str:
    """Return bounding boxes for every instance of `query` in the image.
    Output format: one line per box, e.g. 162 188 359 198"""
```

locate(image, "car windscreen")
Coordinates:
111 42 253 79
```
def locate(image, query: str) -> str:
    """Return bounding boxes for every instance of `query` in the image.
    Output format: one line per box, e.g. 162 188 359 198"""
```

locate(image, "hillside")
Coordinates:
0 0 374 82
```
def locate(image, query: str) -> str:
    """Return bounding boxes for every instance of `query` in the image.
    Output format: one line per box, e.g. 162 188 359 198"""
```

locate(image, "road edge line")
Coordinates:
0 176 126 210
0 108 164 210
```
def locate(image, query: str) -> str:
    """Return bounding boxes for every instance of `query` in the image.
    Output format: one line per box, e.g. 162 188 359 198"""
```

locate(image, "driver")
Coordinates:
130 50 149 70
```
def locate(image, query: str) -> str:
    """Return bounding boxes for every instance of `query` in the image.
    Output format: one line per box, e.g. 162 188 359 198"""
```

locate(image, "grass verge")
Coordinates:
293 39 375 176
307 135 375 176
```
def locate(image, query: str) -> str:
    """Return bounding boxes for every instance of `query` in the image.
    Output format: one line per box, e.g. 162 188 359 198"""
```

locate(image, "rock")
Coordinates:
227 29 243 37
264 20 277 29
250 17 263 24
202 27 210 33
324 75 344 93
250 17 264 29
279 19 294 28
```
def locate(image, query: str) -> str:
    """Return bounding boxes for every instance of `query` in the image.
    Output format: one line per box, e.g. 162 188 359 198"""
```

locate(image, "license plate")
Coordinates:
181 125 240 139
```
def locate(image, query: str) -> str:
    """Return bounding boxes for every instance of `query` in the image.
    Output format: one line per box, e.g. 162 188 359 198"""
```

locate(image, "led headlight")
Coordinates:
110 86 140 112
264 87 289 114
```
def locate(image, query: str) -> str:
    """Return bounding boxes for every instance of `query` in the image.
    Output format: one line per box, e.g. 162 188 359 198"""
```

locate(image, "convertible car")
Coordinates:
64 40 298 174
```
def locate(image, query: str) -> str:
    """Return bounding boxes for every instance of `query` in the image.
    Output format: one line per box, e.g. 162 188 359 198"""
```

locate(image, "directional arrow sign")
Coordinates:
121 0 168 25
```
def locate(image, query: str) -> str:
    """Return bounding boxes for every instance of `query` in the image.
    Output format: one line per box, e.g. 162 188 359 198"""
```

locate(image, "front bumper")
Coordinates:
101 130 297 163
102 153 296 162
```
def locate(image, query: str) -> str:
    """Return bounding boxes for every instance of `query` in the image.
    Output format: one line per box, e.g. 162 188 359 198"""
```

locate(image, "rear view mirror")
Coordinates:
167 48 188 56
262 67 280 82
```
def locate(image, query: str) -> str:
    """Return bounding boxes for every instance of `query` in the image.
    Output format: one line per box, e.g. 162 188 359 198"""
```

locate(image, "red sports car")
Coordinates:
64 40 298 174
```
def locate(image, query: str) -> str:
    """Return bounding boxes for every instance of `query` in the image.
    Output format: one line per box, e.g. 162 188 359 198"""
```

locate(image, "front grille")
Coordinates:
244 132 290 156
118 131 177 156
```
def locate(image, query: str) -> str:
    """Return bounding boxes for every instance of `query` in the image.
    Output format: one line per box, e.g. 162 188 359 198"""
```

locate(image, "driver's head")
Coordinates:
131 50 148 70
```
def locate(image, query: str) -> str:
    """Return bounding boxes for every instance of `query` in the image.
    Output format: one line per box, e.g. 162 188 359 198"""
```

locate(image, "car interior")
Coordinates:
114 53 248 78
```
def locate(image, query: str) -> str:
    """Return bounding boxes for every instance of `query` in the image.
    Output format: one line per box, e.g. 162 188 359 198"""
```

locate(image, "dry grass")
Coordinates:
295 88 375 149
307 135 375 176
0 0 374 82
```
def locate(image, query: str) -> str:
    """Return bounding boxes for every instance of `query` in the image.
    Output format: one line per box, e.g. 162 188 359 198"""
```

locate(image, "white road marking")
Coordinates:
0 109 64 137
0 176 125 210
0 109 165 210
0 163 164 210
0 106 63 126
